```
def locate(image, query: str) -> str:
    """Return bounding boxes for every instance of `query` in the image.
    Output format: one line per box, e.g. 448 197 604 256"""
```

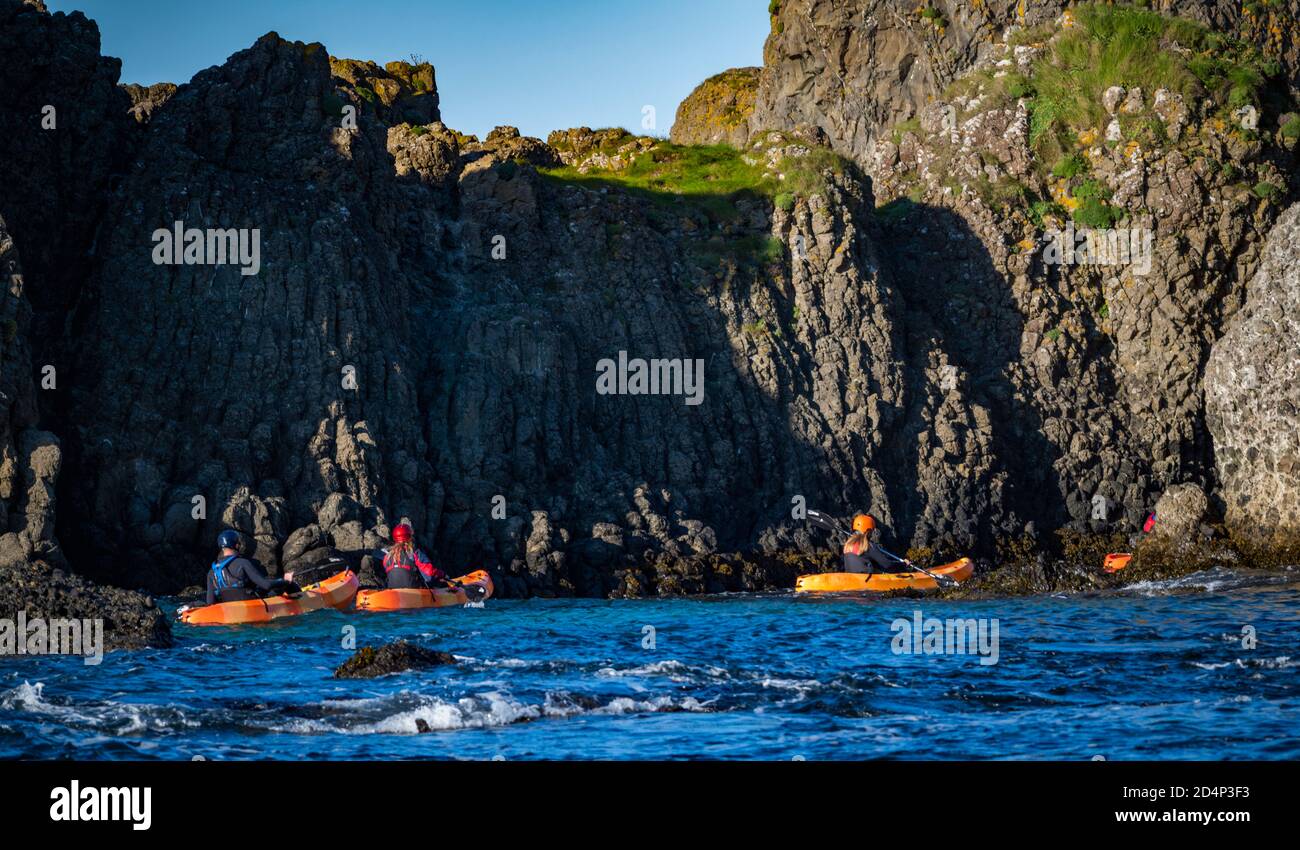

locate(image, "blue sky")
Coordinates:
48 0 768 140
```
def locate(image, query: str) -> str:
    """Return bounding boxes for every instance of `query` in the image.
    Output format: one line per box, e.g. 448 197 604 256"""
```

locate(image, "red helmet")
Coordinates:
391 524 413 542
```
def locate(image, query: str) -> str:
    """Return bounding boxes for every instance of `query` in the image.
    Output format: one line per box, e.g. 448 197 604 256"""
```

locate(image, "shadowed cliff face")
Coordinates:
745 1 1300 556
0 0 170 645
12 22 909 594
59 34 455 590
0 0 136 568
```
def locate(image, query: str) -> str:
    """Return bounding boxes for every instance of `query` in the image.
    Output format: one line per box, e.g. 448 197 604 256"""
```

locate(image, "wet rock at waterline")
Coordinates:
0 559 172 650
334 641 457 679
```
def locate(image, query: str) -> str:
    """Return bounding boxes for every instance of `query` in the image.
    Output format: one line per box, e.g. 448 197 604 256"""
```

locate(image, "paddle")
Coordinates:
434 575 487 601
284 559 349 589
805 509 957 589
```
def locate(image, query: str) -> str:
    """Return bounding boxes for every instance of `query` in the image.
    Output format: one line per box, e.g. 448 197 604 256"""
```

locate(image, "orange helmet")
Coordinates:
852 514 875 533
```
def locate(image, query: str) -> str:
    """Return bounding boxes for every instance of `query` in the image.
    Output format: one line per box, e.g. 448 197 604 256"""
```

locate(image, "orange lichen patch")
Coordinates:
1051 180 1081 210
1077 127 1099 147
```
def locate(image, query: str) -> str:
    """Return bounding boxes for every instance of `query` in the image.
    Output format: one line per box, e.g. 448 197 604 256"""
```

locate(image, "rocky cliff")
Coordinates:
722 2 1299 570
1205 202 1300 557
0 0 168 648
864 7 1296 553
743 0 1300 166
670 67 761 147
0 0 1298 632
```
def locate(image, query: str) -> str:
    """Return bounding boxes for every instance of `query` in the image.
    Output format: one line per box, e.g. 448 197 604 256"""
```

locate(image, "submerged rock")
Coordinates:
334 641 456 679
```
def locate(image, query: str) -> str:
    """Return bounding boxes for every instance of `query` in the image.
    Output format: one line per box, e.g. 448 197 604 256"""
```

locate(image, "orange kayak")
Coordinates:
178 569 358 625
795 558 974 592
355 570 494 611
1103 553 1132 573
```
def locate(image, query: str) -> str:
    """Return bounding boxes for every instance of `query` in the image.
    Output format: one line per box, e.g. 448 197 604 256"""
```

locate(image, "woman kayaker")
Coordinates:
206 529 298 604
842 514 912 574
382 524 450 589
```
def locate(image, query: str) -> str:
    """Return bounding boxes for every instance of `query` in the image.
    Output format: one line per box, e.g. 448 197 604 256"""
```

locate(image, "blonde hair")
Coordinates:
388 540 414 565
844 531 870 553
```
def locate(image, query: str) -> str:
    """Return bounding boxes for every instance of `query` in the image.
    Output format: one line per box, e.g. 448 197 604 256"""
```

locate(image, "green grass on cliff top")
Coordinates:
540 143 771 220
539 141 843 221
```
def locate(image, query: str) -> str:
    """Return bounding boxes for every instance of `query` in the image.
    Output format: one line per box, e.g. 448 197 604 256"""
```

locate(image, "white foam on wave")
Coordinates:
187 643 236 653
355 692 543 734
595 659 730 681
459 656 533 668
0 680 49 712
596 695 714 714
0 681 200 734
270 688 717 735
1123 567 1241 595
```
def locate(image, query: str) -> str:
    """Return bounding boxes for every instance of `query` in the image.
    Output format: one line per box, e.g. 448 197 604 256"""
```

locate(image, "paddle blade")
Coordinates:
806 509 846 536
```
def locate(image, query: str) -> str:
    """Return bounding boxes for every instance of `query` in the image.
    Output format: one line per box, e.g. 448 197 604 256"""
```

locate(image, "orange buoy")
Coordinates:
1103 553 1132 573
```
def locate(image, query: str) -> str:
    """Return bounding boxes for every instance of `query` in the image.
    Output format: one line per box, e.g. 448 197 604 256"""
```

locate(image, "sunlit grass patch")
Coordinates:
1028 3 1278 162
539 139 847 222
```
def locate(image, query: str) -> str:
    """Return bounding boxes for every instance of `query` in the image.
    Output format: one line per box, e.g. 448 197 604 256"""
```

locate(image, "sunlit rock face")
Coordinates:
1205 202 1300 549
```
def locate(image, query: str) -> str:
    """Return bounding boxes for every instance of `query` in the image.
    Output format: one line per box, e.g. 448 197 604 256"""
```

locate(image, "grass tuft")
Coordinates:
1027 3 1277 162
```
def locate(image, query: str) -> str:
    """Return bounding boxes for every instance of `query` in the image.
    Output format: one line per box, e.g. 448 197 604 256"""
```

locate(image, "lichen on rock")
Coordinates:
671 66 760 148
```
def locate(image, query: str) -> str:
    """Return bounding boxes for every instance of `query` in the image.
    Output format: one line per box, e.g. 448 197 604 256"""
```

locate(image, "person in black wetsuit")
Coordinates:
205 529 298 604
842 513 912 574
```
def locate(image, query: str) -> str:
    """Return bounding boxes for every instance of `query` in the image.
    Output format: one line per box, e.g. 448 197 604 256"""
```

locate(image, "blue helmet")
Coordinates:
216 529 241 550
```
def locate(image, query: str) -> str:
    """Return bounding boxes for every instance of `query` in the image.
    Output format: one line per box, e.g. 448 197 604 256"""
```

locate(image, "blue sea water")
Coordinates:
2 567 1298 760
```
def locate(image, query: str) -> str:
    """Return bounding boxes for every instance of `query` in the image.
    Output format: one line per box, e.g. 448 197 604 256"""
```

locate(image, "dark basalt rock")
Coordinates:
334 641 456 679
0 559 172 650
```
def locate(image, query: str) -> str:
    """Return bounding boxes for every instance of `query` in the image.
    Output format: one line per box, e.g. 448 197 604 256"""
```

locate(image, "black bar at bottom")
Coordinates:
1 760 1289 837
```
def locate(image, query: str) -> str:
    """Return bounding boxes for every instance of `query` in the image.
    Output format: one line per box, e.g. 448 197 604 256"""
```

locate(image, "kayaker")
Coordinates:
206 529 299 604
842 514 912 574
382 524 450 589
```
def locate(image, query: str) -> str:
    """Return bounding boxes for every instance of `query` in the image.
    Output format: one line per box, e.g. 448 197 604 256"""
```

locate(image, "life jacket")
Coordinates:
211 554 239 590
842 538 870 573
383 547 424 574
